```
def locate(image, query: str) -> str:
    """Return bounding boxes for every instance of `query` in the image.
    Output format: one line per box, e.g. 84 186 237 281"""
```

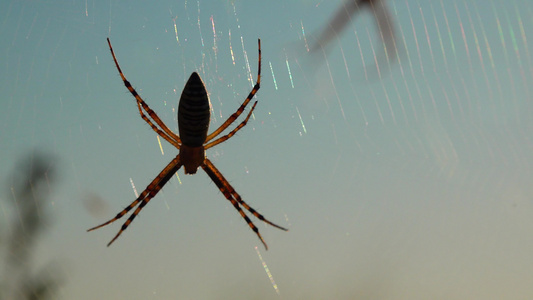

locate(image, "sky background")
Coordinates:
1 0 532 299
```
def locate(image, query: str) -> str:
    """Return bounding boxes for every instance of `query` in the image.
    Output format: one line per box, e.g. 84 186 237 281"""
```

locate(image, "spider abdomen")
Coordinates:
178 72 211 147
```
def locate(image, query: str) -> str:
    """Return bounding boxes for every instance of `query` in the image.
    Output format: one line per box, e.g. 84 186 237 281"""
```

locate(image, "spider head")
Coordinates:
180 145 206 175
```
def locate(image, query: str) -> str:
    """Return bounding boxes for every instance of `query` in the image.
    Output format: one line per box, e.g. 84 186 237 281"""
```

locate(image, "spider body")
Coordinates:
178 72 210 174
178 72 211 148
88 38 287 250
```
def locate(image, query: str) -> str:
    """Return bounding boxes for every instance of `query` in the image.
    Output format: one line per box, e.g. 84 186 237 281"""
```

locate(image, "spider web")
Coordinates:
1 0 532 299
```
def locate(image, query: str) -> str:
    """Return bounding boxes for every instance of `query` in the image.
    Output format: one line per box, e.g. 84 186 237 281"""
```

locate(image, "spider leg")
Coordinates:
133 101 181 149
107 38 182 148
88 155 182 246
204 159 288 231
202 158 287 250
204 101 257 150
205 39 262 143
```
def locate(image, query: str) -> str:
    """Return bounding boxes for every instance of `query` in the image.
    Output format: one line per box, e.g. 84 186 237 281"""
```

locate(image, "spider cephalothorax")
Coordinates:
88 38 287 250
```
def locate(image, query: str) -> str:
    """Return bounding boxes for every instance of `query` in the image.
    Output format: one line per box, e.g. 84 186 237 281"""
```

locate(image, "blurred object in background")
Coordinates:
1 151 62 300
311 0 396 53
82 192 109 219
298 0 398 79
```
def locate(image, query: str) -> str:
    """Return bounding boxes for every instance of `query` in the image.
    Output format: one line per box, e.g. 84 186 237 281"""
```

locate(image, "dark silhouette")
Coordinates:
1 152 61 300
311 0 396 52
303 0 398 79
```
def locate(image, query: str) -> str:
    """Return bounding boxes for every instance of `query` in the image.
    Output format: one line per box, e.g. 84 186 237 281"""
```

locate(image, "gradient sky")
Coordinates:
1 0 532 299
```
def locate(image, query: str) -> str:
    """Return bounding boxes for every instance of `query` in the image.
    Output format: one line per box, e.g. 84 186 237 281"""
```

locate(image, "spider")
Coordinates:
88 38 288 250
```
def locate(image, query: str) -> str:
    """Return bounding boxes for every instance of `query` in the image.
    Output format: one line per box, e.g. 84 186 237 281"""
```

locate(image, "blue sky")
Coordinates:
1 0 532 299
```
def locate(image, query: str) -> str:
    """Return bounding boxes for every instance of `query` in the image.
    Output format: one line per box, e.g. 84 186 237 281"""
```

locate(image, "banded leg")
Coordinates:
107 38 182 148
88 155 182 246
204 101 258 149
202 158 287 250
204 159 288 231
205 39 262 143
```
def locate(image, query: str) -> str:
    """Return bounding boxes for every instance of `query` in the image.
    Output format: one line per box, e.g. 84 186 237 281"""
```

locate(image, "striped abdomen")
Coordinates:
178 72 211 147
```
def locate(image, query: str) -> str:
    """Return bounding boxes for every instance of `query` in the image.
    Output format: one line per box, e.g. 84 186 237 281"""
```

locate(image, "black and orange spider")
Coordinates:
88 38 287 250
